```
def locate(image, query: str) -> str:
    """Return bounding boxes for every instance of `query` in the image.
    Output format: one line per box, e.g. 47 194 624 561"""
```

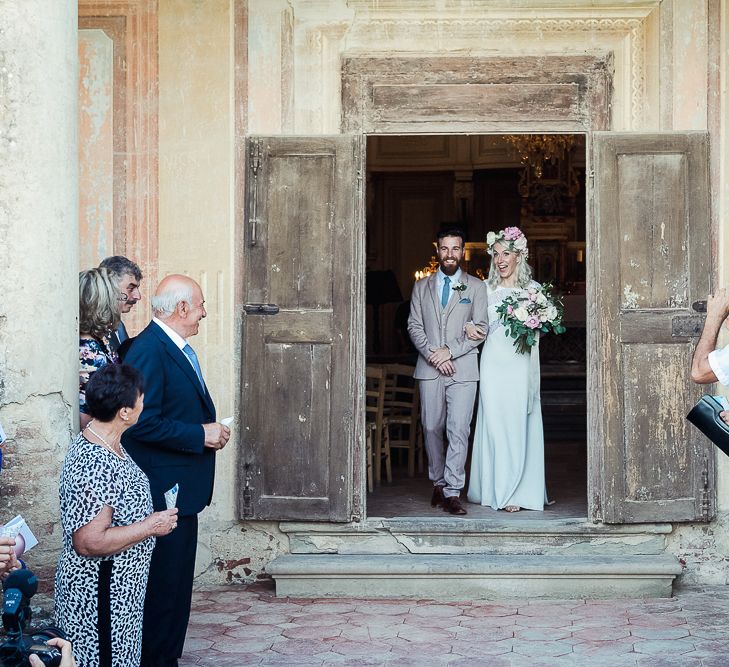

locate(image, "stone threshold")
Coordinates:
269 553 683 600
280 518 673 557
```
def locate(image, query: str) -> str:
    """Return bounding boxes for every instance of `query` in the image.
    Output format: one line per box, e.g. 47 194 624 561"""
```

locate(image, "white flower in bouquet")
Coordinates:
545 304 558 321
536 291 548 306
514 306 529 322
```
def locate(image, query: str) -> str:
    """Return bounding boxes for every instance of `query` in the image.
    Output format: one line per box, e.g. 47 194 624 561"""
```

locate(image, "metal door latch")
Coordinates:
243 303 280 315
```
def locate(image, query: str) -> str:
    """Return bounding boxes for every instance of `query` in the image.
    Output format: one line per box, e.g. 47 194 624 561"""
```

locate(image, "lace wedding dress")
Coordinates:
467 281 548 511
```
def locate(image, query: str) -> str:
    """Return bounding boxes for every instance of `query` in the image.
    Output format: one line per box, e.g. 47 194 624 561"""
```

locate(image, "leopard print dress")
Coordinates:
55 433 155 667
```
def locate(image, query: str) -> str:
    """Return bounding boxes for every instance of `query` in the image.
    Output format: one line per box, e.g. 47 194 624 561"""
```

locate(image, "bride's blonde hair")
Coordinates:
486 229 533 289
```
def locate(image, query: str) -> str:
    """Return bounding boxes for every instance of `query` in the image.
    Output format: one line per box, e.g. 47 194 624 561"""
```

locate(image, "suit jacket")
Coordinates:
108 321 128 354
407 272 488 381
121 321 217 517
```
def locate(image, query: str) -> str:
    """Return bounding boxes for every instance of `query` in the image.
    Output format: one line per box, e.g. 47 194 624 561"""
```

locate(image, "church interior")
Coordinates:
364 134 587 518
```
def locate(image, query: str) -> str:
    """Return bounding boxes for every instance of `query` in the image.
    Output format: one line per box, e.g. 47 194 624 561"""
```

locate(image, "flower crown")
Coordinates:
486 226 529 259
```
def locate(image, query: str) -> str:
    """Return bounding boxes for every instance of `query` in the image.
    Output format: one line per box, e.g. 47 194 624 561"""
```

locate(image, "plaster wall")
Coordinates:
0 0 79 592
153 0 729 585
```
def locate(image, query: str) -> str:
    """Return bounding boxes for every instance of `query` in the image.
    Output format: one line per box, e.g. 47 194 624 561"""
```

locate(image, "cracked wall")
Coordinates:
0 0 78 593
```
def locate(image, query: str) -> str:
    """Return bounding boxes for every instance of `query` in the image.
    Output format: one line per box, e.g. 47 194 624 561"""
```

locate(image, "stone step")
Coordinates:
280 519 671 556
268 553 683 600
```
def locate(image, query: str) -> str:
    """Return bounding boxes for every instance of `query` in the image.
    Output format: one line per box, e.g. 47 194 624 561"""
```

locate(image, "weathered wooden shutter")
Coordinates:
239 136 364 521
591 132 714 523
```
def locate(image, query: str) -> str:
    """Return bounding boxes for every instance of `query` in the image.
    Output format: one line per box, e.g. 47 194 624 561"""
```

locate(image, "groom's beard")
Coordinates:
439 260 460 276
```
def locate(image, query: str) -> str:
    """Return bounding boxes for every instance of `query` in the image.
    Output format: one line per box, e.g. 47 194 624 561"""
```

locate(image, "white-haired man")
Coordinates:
122 274 230 667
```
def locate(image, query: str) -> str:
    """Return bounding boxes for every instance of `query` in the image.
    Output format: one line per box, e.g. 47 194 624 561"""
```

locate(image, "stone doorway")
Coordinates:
364 133 587 520
343 54 609 521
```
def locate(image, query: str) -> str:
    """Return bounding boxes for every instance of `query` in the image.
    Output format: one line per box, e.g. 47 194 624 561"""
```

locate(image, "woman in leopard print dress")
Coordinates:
55 365 178 667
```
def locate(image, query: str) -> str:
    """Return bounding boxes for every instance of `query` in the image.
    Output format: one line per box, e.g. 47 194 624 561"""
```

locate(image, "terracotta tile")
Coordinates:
451 627 514 643
223 624 284 640
628 614 688 627
296 601 357 614
343 611 408 626
570 638 636 656
449 638 515 657
235 612 295 625
211 636 277 654
510 639 574 658
269 638 333 656
396 624 457 643
630 626 690 640
573 626 632 641
331 640 394 657
514 626 572 641
193 611 249 625
632 639 696 655
183 637 214 652
194 649 263 666
463 604 518 617
409 604 466 618
459 614 520 629
513 615 575 628
282 625 343 641
287 612 348 627
352 602 413 615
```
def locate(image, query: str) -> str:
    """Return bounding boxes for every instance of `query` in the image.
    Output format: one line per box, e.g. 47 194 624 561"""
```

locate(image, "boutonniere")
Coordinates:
452 281 467 293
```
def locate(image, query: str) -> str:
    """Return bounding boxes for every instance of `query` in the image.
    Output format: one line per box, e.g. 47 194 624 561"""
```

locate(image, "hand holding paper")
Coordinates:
164 484 179 510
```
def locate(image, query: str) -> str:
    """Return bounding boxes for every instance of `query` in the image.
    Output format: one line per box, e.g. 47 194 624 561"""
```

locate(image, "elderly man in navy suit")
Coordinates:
123 274 230 667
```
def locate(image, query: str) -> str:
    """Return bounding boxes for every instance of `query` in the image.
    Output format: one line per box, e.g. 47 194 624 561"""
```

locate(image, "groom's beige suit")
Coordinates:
408 271 489 498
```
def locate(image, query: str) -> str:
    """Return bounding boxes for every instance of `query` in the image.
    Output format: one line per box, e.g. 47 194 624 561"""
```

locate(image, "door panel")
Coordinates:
239 136 364 521
592 132 714 523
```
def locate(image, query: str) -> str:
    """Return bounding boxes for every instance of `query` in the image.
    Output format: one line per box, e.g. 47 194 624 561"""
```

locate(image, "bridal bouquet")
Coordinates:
495 283 566 354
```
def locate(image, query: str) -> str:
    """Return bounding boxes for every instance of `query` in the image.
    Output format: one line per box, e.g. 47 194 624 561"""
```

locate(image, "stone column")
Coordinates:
0 1 79 594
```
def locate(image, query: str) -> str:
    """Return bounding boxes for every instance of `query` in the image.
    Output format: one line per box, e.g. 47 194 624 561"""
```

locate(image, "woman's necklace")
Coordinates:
84 422 125 460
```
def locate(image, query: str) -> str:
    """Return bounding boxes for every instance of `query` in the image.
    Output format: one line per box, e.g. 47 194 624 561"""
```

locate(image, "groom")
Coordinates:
408 225 488 515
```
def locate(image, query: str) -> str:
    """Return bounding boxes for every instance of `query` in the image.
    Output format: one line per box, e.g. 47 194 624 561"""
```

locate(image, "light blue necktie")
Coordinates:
183 343 205 388
441 276 451 308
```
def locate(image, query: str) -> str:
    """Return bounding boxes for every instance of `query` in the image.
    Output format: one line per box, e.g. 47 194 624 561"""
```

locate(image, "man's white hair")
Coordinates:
151 283 194 318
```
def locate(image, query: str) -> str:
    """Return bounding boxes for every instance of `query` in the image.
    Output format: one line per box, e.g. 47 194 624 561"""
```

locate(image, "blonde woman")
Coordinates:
465 227 548 512
79 268 121 428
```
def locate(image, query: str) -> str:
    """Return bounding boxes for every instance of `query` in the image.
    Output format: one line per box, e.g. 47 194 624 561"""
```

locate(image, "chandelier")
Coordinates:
505 134 575 179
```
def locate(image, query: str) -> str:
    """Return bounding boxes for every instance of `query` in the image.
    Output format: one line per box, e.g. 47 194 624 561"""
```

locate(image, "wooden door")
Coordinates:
590 132 714 523
239 136 364 521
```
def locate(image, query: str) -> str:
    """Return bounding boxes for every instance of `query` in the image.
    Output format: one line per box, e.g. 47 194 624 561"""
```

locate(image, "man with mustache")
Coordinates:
99 255 143 354
408 225 488 515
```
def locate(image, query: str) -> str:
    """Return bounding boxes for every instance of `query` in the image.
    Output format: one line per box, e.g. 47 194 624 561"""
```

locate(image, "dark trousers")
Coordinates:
140 514 198 667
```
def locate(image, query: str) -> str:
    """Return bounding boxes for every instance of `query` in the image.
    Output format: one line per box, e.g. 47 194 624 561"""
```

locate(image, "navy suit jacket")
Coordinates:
122 321 216 517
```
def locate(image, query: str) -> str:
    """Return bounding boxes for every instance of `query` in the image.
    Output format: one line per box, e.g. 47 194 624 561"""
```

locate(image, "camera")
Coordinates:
0 569 66 667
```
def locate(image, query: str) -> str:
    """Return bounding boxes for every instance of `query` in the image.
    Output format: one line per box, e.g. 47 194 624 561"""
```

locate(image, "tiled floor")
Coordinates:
367 439 587 519
179 583 729 666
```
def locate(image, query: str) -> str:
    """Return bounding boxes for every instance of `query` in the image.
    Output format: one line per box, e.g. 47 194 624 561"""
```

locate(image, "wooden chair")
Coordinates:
381 364 423 477
365 365 391 488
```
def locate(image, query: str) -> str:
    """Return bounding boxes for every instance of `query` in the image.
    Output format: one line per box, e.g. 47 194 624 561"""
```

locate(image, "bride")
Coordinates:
465 227 547 512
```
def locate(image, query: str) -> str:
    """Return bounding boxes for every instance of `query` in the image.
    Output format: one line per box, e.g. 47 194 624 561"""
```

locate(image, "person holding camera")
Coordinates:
28 637 77 667
691 288 729 426
55 364 178 667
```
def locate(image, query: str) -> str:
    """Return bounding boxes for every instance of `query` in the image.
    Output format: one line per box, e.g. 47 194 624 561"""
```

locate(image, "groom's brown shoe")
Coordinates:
431 485 446 508
443 496 467 515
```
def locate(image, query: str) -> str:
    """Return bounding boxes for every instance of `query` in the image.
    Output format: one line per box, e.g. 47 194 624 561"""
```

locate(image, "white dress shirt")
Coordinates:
153 317 201 378
435 267 463 307
709 345 729 386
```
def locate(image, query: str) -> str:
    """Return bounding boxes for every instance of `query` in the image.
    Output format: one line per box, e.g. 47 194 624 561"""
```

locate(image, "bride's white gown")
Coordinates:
467 282 547 511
